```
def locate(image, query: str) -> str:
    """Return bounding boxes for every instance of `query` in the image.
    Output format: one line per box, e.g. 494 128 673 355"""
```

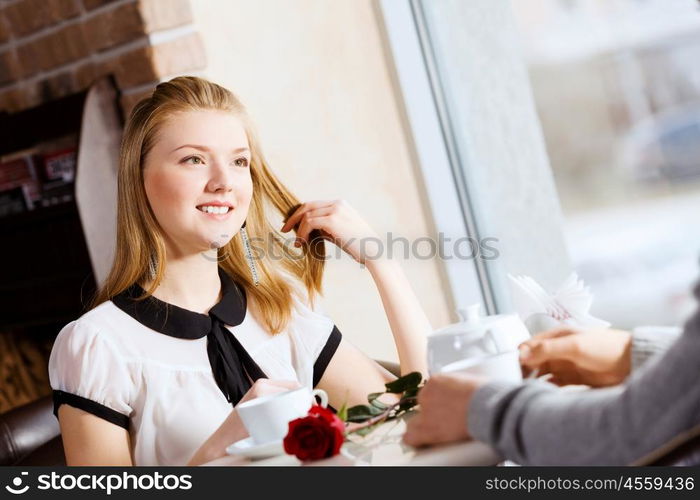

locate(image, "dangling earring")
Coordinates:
240 220 259 286
148 253 157 281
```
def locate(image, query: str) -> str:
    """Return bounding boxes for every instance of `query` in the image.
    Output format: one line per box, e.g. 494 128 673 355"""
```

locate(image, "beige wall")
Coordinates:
189 0 453 361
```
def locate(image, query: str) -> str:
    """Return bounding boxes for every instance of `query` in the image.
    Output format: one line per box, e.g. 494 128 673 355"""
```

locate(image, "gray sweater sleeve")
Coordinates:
630 326 682 371
467 284 700 465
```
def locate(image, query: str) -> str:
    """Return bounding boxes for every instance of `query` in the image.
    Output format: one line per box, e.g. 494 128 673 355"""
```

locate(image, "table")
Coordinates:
202 417 502 466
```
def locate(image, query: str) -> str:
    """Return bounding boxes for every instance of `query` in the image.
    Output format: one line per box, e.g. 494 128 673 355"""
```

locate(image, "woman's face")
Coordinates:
143 109 253 256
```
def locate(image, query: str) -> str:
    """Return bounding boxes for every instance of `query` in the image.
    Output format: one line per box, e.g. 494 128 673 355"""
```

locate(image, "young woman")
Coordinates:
48 76 431 466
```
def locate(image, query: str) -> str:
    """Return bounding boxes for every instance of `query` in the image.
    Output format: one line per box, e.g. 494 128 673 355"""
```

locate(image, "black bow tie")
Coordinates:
111 266 266 406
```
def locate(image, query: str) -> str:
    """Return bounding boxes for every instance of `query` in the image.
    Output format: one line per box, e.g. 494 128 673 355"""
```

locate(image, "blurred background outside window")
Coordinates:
512 0 700 328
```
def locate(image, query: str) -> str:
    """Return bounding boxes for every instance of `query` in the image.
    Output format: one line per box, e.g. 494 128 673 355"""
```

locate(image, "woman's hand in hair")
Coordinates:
283 200 431 378
281 200 382 266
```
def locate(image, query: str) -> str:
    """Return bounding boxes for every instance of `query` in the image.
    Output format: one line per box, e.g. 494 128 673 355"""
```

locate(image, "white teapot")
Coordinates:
427 304 531 381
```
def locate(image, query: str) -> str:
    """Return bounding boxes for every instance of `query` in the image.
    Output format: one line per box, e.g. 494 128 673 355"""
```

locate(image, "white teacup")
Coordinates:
440 350 523 383
237 387 328 445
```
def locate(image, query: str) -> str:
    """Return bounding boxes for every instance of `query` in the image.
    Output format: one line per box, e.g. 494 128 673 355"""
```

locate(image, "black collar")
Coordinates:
111 266 247 339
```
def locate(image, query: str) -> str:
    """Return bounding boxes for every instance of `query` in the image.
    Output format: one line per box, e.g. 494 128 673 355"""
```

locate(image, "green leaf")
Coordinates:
367 392 384 403
368 404 385 416
384 372 422 393
398 398 419 412
353 425 378 437
403 387 419 399
346 405 374 423
370 398 388 411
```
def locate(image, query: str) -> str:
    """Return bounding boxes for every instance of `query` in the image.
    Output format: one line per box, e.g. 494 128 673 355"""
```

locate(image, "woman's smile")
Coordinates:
196 204 235 220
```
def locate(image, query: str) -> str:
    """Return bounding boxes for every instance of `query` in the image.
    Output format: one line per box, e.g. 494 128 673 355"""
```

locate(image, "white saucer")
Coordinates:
225 437 286 460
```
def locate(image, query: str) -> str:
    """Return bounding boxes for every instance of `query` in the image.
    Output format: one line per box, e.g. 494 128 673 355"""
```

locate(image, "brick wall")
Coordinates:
0 0 206 117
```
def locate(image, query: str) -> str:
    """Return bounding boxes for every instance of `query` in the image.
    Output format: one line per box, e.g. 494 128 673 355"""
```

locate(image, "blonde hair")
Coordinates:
90 76 326 333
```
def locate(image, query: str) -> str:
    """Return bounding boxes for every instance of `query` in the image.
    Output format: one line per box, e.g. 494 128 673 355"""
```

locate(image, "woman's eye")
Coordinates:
183 156 205 165
234 157 249 167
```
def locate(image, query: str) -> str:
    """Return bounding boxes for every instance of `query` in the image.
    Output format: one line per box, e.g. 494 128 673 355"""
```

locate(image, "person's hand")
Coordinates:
403 372 488 447
519 327 632 387
281 200 381 265
188 379 301 464
223 380 302 442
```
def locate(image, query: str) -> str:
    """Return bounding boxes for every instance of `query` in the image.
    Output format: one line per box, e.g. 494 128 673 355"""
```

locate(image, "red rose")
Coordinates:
283 405 345 461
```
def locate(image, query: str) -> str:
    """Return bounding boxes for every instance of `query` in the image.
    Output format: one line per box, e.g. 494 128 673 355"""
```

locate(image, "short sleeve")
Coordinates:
48 318 134 430
288 292 342 387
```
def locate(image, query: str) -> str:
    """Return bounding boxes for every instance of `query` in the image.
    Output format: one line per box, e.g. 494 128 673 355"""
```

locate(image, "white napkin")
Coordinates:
508 273 611 331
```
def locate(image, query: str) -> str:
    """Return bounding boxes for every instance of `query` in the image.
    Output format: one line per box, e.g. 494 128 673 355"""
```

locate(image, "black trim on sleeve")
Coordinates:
52 390 130 430
312 325 342 387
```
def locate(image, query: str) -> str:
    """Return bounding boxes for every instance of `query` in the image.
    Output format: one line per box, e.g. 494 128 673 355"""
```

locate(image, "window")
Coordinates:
382 0 699 328
512 0 700 327
381 0 572 316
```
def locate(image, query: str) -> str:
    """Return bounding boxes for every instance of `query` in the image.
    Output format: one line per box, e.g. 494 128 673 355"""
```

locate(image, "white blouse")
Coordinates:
48 270 341 466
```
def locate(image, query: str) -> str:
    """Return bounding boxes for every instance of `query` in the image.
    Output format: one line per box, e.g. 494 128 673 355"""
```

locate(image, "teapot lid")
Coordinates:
462 304 482 325
430 303 511 337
